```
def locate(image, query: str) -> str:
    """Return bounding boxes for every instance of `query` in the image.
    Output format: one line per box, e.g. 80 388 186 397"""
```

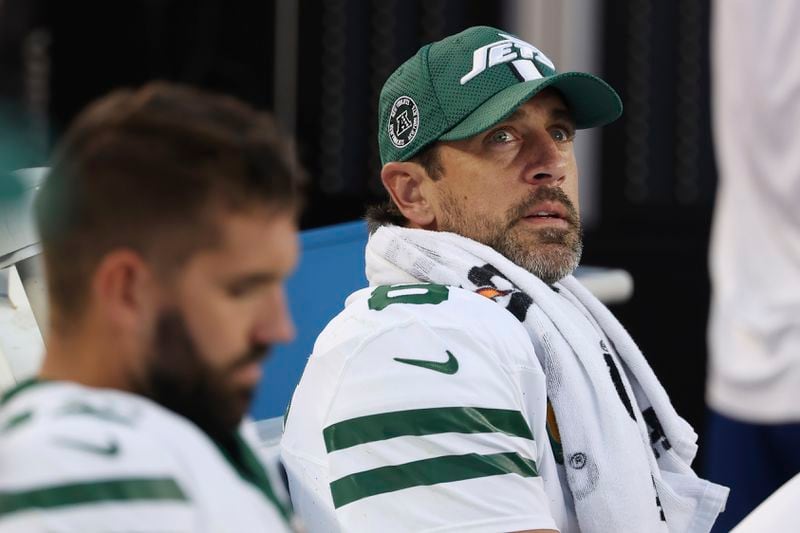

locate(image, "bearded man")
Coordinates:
282 26 728 533
0 82 305 532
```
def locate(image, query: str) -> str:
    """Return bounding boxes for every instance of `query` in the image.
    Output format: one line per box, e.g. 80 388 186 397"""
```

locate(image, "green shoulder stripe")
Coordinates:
330 451 539 508
323 406 534 453
0 411 33 435
0 477 188 517
0 378 40 406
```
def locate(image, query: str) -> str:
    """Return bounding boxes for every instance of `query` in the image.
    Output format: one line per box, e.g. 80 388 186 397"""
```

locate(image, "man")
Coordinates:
0 82 305 531
706 1 800 531
282 26 727 532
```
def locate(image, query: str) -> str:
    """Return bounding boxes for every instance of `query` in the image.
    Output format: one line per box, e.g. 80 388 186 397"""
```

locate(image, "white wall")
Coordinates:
0 265 45 394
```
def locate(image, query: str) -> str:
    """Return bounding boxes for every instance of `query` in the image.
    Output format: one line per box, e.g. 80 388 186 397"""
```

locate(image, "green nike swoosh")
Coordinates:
54 436 120 457
394 350 459 375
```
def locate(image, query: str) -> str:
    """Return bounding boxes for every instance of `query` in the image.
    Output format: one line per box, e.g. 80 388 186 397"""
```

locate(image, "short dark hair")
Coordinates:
365 143 442 233
36 81 306 327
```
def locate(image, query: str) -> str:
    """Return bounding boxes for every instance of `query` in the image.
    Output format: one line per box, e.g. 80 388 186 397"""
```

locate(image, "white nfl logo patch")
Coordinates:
388 96 420 148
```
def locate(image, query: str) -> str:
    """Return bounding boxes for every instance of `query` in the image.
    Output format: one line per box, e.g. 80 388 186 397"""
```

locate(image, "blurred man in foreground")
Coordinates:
0 82 305 532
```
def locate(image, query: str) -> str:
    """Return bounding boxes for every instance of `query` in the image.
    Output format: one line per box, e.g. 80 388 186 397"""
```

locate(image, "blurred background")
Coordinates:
0 0 715 446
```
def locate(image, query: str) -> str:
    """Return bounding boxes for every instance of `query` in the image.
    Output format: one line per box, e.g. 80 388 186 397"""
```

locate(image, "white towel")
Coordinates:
366 225 729 533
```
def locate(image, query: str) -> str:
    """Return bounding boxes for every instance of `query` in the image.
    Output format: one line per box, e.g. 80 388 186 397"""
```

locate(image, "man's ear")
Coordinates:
91 250 158 331
380 161 436 228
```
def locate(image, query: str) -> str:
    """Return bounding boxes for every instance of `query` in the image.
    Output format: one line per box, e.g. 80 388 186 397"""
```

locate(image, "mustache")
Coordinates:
228 343 271 371
508 186 580 228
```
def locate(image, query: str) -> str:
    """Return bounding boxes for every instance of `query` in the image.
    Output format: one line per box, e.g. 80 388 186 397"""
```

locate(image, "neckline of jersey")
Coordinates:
212 433 292 523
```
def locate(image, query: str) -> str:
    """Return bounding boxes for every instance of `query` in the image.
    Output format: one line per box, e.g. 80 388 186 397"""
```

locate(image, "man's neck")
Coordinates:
38 328 138 392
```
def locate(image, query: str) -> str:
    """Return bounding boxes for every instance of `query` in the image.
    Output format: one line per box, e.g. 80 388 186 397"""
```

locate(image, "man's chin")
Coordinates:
502 230 568 256
181 387 255 436
224 387 257 426
496 234 581 284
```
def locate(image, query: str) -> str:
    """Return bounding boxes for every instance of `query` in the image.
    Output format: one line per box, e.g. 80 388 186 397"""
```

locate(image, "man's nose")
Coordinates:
522 132 568 186
253 287 295 345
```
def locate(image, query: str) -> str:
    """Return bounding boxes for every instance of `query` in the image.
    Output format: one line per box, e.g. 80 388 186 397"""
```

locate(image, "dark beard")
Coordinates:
140 311 268 440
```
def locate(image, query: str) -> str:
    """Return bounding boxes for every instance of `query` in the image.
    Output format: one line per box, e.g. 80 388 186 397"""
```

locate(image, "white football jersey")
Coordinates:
0 380 294 532
282 283 570 532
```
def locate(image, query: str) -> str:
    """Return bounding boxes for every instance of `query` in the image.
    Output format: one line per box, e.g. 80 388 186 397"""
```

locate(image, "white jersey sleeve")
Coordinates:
0 385 195 532
0 382 295 533
283 283 557 533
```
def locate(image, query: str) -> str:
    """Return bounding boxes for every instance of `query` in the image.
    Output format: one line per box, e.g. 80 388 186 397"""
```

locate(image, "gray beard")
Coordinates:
438 186 583 285
490 225 583 285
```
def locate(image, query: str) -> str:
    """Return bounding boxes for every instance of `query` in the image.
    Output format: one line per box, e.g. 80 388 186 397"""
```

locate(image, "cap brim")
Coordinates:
438 72 622 142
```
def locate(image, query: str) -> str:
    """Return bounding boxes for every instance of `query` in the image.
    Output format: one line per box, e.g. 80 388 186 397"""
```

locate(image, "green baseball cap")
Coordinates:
378 25 622 164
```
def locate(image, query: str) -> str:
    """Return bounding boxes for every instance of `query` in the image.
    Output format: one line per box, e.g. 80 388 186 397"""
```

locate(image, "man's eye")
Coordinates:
227 285 250 298
551 126 574 142
226 281 261 298
489 130 514 144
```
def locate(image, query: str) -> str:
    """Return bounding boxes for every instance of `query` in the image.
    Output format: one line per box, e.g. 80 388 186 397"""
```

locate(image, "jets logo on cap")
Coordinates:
388 96 419 148
461 32 556 85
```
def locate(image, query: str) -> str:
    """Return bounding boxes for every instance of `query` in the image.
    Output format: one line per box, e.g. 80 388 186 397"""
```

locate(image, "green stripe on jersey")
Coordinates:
0 411 33 435
330 451 539 508
0 378 40 406
0 477 188 517
323 407 533 452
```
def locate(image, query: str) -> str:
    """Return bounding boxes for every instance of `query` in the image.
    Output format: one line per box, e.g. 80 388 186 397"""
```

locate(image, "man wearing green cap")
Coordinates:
282 26 728 532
